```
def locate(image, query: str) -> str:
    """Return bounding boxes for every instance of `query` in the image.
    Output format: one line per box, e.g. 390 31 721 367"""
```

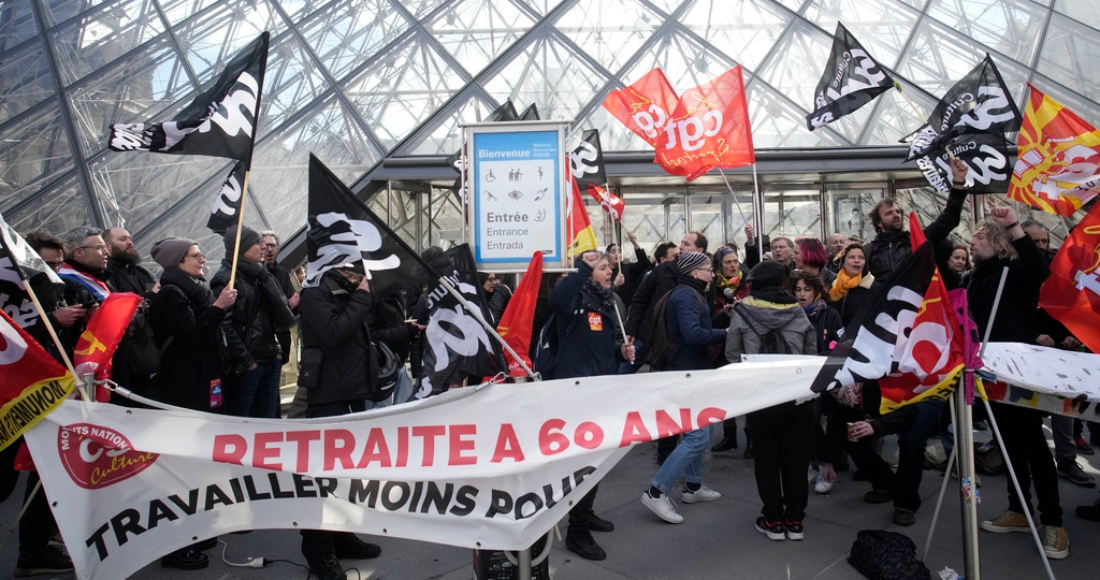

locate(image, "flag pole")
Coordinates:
922 392 959 562
718 167 751 233
751 163 764 251
894 84 956 161
955 369 981 579
437 276 536 379
226 171 251 291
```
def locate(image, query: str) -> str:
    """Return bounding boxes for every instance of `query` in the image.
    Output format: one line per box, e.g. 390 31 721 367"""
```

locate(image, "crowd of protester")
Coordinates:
5 158 1100 576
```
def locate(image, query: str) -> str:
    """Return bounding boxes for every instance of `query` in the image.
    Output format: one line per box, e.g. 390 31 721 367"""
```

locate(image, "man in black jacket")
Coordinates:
298 264 382 580
104 227 156 297
865 158 970 280
260 230 300 368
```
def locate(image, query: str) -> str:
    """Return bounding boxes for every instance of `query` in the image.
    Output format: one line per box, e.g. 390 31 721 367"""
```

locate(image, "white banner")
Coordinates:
23 359 824 580
980 342 1100 418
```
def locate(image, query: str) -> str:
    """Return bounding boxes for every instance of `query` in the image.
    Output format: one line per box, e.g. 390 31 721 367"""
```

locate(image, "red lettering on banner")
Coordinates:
285 430 320 472
253 432 283 470
212 434 247 465
655 409 692 438
413 425 446 467
355 428 392 468
396 426 409 467
697 407 726 426
619 411 652 446
449 424 477 465
323 429 356 470
539 419 569 455
491 424 525 463
573 422 604 449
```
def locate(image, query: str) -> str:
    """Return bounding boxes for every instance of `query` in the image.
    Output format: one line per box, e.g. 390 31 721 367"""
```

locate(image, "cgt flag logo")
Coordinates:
58 424 158 489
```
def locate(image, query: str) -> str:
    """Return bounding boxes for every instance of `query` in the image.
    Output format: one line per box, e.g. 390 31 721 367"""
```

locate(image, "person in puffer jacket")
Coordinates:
725 260 817 542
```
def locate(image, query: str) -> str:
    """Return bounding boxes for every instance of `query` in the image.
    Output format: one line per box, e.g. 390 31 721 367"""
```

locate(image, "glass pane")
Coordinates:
0 102 74 208
859 78 937 145
512 0 567 16
0 40 54 124
569 99 653 152
273 0 335 22
801 0 920 68
428 185 465 248
401 92 495 155
679 0 791 72
428 0 534 78
894 186 974 243
747 79 847 147
826 188 880 241
260 33 330 139
554 0 662 75
401 0 451 18
1053 0 1100 33
6 173 92 234
37 0 112 28
298 0 412 82
248 95 383 237
342 34 465 150
618 191 674 250
1037 13 1100 106
926 0 1046 66
482 34 611 122
159 0 223 26
0 0 38 55
687 193 728 250
1029 74 1100 129
175 0 286 82
897 0 928 8
645 0 687 14
50 0 165 86
897 18 1030 104
89 149 230 234
625 29 739 97
68 39 193 158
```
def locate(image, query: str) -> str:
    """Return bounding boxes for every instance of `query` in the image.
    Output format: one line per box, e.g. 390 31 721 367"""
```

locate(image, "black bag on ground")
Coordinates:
974 440 1005 475
848 530 931 580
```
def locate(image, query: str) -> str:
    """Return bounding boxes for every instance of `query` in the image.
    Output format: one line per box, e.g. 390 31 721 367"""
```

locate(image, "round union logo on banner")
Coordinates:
57 423 158 489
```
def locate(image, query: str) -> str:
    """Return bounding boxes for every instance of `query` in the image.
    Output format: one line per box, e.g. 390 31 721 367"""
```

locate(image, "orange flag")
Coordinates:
568 172 598 257
1039 203 1100 353
876 213 965 413
1009 85 1100 216
0 310 75 451
496 252 544 377
74 292 142 380
655 65 756 181
602 68 680 148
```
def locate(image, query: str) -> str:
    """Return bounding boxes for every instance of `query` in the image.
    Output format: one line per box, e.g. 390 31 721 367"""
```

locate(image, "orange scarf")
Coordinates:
829 268 862 302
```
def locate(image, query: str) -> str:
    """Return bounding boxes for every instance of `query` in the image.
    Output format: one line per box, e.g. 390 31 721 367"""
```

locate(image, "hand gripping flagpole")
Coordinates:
436 276 537 379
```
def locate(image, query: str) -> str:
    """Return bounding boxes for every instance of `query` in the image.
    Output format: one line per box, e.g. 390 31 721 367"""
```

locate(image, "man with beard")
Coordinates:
104 227 156 297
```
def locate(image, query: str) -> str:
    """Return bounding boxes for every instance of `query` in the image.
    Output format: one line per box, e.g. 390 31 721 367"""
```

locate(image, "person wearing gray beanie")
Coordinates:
223 224 262 257
676 251 710 275
150 237 196 270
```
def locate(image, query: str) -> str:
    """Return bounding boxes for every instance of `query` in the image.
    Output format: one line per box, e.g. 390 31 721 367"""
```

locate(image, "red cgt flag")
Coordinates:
586 184 626 221
74 292 142 380
654 65 756 181
1040 203 1100 353
876 213 965 413
496 252 545 377
602 68 679 148
0 310 75 451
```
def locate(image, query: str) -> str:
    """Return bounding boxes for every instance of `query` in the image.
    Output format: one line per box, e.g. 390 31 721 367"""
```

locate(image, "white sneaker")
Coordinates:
814 471 833 494
808 465 819 484
681 486 722 504
641 491 684 523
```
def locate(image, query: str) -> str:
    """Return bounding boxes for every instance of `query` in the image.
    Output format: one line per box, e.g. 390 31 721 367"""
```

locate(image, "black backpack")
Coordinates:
734 303 791 355
848 530 932 580
647 285 706 370
533 313 572 380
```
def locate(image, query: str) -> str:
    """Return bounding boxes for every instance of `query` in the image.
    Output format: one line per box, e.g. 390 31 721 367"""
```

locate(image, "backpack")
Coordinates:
533 314 562 379
647 285 706 370
848 530 932 580
121 288 184 377
734 303 791 355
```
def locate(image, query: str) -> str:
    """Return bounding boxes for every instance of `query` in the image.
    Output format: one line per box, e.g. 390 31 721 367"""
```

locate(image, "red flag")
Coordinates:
585 184 626 221
1039 203 1100 352
602 68 679 148
568 172 598 257
496 252 545 377
654 66 756 181
0 310 75 451
74 292 142 380
876 213 964 413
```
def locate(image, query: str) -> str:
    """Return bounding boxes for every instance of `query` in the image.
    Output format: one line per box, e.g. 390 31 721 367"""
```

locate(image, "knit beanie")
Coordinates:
223 224 261 256
677 251 709 274
746 260 786 288
150 237 196 270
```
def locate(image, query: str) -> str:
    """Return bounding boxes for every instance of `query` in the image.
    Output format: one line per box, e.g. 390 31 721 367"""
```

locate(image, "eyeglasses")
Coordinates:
262 243 278 248
79 244 107 252
185 252 204 260
44 261 63 269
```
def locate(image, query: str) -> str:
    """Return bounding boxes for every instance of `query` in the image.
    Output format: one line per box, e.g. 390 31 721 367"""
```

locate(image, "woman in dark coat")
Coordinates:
828 242 875 326
147 237 237 570
548 250 634 562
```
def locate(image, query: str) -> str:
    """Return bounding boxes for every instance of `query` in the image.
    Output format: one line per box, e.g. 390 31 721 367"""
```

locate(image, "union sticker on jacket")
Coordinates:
588 312 603 331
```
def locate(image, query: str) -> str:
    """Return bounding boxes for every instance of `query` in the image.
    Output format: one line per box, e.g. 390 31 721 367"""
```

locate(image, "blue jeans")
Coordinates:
651 425 713 493
229 360 282 418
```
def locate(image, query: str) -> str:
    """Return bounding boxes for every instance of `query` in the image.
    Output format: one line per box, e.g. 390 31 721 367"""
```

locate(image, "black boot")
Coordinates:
565 531 606 561
161 548 209 570
711 436 738 452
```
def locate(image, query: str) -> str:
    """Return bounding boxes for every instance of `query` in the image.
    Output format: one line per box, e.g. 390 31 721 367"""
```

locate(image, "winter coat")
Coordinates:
150 269 227 412
725 292 817 362
966 235 1050 344
625 260 687 343
833 273 876 326
865 187 968 280
266 262 298 365
616 246 653 307
106 257 156 298
549 261 623 379
664 278 726 371
299 270 376 406
211 259 296 367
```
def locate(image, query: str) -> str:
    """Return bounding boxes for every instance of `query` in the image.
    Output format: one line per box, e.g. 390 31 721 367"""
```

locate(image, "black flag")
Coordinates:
445 100 520 173
569 129 607 195
108 32 268 162
912 131 1010 194
0 212 64 329
306 154 429 298
416 244 503 399
904 54 1021 162
811 241 936 393
206 160 247 234
806 23 894 131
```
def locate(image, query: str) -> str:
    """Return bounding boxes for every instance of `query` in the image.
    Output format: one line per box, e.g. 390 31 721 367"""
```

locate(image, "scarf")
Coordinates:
585 278 615 308
58 263 111 301
160 267 214 307
715 270 742 294
802 296 827 321
829 268 862 302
